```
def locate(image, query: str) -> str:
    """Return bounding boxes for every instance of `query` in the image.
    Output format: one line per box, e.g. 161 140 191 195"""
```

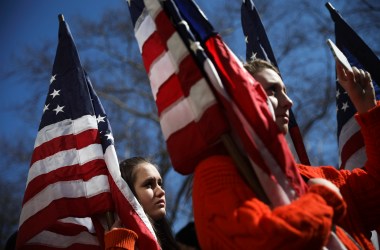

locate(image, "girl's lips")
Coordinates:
277 115 289 123
156 199 166 206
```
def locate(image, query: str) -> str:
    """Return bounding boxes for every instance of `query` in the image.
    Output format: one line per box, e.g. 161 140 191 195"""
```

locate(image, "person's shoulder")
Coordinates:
297 164 340 179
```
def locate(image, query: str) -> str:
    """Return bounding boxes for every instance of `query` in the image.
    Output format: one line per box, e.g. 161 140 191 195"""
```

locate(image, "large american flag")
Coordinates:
16 15 159 249
241 0 310 165
127 0 308 207
326 3 380 170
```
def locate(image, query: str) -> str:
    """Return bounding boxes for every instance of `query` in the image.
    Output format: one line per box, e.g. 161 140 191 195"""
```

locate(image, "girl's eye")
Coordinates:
266 86 276 96
144 181 153 189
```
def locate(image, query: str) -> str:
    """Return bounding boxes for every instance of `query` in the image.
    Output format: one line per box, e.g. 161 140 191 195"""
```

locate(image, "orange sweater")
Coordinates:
192 103 380 250
104 228 138 250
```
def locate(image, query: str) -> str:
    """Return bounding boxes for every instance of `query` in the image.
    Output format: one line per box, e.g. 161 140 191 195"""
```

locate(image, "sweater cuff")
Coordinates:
105 228 138 249
355 101 380 129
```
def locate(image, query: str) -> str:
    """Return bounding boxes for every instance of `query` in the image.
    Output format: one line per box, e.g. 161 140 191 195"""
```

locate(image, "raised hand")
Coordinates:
336 61 376 114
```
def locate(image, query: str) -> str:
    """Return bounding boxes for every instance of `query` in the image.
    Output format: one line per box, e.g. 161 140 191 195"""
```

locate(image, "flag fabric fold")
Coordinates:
128 0 308 208
17 16 159 250
241 0 310 165
326 2 380 170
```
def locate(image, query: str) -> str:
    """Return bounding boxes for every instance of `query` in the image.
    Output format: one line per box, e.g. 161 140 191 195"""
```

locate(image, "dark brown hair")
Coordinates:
119 157 179 250
119 156 152 196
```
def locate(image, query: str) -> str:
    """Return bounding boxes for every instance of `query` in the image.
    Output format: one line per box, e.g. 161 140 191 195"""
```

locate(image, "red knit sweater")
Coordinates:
192 102 380 250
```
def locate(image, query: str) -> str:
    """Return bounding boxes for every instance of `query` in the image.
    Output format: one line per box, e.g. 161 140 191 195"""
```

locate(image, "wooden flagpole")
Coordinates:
221 134 271 206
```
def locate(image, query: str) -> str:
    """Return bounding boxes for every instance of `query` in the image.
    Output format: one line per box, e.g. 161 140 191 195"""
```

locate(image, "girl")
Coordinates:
105 157 178 250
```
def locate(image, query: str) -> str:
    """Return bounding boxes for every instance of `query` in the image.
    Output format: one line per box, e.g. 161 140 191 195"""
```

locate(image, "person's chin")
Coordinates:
153 210 166 220
276 122 288 134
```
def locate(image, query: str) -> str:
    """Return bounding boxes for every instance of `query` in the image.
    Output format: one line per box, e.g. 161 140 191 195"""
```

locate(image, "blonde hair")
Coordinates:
243 58 280 76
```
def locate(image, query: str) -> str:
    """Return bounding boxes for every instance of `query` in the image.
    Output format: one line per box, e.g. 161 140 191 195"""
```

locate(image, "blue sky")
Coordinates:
0 0 127 137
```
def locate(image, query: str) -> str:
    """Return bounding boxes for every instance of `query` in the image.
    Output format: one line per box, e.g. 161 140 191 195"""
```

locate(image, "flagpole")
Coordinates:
221 134 271 206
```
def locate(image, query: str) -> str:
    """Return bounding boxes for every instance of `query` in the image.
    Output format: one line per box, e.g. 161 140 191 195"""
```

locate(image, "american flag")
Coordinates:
241 0 310 165
16 15 159 249
326 3 380 170
127 0 308 207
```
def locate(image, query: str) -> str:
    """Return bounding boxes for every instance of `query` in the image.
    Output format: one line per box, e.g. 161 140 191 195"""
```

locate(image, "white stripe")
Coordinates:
135 10 155 52
144 0 162 20
249 158 290 208
134 0 162 52
34 115 97 148
160 78 216 140
27 230 99 248
19 175 110 226
58 217 96 233
149 52 178 100
231 101 297 203
149 33 189 100
27 143 104 185
167 32 189 68
338 116 360 154
104 145 156 238
344 147 366 171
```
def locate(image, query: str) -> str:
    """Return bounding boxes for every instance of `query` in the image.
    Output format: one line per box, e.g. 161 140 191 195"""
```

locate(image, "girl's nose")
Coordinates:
156 185 165 197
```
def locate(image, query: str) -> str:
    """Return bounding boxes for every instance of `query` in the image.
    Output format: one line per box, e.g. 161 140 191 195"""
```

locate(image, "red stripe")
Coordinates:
142 31 166 72
108 176 161 250
141 11 175 72
177 55 204 96
22 159 107 204
339 131 364 169
17 194 113 248
155 55 204 115
166 104 229 174
155 74 184 115
204 35 307 195
155 10 176 46
31 129 99 165
48 220 95 236
19 243 100 250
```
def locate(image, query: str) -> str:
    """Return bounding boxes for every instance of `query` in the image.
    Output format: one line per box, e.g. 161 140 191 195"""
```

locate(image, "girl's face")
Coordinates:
133 163 166 221
253 68 293 134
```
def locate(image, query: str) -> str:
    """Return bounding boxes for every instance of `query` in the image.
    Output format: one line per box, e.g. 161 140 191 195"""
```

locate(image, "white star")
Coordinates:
341 102 349 112
250 52 257 61
127 0 131 6
53 104 64 115
190 40 204 54
245 36 248 44
50 89 61 99
105 132 114 142
96 115 106 123
178 20 190 31
50 74 56 84
43 104 50 113
336 89 340 98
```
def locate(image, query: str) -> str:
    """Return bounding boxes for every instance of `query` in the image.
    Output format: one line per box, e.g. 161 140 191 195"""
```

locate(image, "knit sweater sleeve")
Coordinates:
104 228 138 250
193 155 337 250
355 101 380 180
296 102 380 246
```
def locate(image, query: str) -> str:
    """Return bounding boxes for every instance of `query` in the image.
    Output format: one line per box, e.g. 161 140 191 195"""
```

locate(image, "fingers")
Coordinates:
340 66 376 114
335 60 347 83
111 218 123 230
